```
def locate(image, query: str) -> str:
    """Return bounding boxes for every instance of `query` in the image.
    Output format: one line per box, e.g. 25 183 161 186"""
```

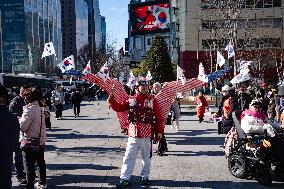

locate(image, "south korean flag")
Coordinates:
42 42 56 59
97 63 109 82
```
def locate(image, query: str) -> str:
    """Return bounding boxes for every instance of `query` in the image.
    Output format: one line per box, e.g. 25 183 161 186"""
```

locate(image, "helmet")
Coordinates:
136 77 149 86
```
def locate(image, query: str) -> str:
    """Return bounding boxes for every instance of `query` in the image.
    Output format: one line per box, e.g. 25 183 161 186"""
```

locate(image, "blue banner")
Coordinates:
65 69 82 76
207 69 230 83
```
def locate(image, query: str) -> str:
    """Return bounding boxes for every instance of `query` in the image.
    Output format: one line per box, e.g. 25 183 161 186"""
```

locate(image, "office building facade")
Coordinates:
171 0 284 79
0 0 62 73
61 0 88 68
94 0 102 50
101 16 106 51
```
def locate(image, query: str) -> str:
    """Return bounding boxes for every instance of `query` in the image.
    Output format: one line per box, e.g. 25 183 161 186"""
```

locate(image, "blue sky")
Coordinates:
100 0 129 50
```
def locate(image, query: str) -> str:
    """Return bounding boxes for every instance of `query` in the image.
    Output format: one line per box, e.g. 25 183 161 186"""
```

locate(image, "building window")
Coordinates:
176 23 180 31
245 0 255 8
201 0 280 9
176 38 180 47
202 18 282 30
202 38 281 50
256 0 264 8
273 18 282 28
273 0 282 7
264 0 273 8
147 39 151 45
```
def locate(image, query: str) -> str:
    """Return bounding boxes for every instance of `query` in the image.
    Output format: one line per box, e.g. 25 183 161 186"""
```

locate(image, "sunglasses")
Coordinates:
254 105 262 108
138 80 149 86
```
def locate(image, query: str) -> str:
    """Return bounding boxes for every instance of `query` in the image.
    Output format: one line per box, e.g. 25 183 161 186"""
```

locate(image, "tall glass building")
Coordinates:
0 0 62 73
75 0 88 54
101 16 106 51
61 0 88 68
94 0 102 50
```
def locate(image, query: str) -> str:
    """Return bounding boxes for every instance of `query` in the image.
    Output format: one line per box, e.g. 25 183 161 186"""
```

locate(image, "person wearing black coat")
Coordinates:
9 85 31 184
0 85 20 189
71 88 83 118
238 89 252 111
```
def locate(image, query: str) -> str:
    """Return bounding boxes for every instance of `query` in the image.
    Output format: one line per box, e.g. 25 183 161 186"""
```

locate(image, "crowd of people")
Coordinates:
216 82 284 133
1 76 284 188
0 83 84 189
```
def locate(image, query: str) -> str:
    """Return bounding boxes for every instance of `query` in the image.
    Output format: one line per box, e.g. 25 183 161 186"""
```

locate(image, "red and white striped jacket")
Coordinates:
109 93 164 138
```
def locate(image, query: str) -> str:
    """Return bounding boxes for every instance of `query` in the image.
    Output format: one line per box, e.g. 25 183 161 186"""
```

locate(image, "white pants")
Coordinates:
120 137 152 180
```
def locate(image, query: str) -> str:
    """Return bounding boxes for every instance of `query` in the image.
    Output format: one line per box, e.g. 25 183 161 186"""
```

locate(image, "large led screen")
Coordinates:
130 1 170 36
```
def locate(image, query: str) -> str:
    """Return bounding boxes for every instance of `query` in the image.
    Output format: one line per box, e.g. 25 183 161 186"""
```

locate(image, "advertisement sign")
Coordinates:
130 0 170 36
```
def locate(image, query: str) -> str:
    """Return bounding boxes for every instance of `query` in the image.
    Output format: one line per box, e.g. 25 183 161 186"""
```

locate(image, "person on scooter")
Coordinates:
241 100 275 137
241 99 284 176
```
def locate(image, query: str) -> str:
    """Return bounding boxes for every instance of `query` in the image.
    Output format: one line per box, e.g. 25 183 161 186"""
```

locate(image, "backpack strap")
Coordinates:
38 110 43 139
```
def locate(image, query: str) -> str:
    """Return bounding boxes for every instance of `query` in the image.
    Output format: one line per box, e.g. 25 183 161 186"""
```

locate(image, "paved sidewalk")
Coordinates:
12 101 284 188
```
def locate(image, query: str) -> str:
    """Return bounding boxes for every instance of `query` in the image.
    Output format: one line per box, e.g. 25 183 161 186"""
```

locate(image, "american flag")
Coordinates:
83 74 205 128
155 78 205 125
82 73 129 129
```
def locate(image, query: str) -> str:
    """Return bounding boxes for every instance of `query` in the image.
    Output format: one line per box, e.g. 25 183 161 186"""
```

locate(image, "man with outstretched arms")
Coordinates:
108 77 164 188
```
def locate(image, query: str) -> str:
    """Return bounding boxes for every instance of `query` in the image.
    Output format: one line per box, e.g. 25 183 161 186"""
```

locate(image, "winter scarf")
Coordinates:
241 110 267 120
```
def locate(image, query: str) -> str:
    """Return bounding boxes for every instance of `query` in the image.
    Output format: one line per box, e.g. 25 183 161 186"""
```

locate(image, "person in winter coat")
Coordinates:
241 99 284 166
71 88 83 118
267 98 276 121
195 91 208 123
8 85 31 184
217 85 235 134
0 85 20 189
237 87 252 111
19 88 47 189
241 100 275 136
277 85 284 127
108 77 163 188
171 96 181 130
43 88 52 129
152 82 168 156
51 87 64 120
259 82 269 99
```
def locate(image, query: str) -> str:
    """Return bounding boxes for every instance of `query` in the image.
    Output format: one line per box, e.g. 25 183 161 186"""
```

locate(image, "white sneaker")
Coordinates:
34 182 47 189
176 126 179 132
